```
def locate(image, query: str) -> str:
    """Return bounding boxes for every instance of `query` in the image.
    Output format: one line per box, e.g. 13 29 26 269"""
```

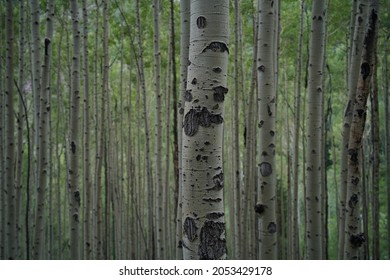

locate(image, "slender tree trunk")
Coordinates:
0 4 5 260
339 0 369 259
383 33 390 260
93 0 104 260
152 0 163 260
256 0 278 260
69 0 81 260
370 59 380 260
5 0 16 260
82 0 93 260
305 0 326 260
15 0 26 259
33 0 54 260
233 0 241 259
344 0 379 259
135 0 154 259
182 0 229 260
244 14 259 259
55 16 65 259
176 0 190 260
291 0 305 260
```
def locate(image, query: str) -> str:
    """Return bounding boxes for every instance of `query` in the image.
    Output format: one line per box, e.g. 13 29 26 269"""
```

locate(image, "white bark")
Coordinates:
256 0 278 260
182 0 229 260
305 0 327 260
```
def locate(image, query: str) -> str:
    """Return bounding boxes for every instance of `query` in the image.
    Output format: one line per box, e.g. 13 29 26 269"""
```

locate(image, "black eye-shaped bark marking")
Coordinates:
255 203 266 215
267 222 277 234
259 162 272 177
74 191 81 205
348 194 359 209
360 62 370 80
71 141 76 154
198 221 226 260
191 78 197 85
348 148 359 164
183 109 199 136
44 38 51 56
213 67 222 73
258 65 265 72
356 109 365 118
202 42 229 53
258 120 264 128
183 107 224 137
267 104 272 116
206 172 223 191
206 212 224 220
213 86 228 102
350 233 365 248
184 90 193 102
184 217 198 242
197 16 206 29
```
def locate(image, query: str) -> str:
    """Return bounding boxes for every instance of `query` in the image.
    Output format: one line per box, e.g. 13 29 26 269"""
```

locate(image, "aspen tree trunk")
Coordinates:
291 0 305 260
152 0 164 259
176 0 190 260
256 0 278 260
244 16 259 259
119 28 125 261
30 0 41 165
344 0 379 259
168 0 178 259
370 63 380 260
136 0 155 259
164 55 172 260
305 0 326 260
0 6 4 259
93 0 104 260
55 19 64 259
69 0 81 260
182 0 229 260
170 0 179 242
233 0 241 259
384 34 390 260
15 0 26 259
5 0 16 260
339 0 368 259
82 0 93 260
33 0 54 260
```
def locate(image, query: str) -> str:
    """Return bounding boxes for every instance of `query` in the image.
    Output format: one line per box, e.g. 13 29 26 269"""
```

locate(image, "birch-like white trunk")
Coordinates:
176 0 190 260
339 0 368 259
256 0 278 260
69 0 81 260
305 0 327 260
344 0 379 259
182 0 229 260
5 0 16 260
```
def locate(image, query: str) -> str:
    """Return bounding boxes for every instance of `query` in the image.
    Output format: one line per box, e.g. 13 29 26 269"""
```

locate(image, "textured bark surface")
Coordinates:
290 0 305 260
5 0 16 260
339 0 368 259
384 34 390 260
176 0 190 260
135 0 154 259
33 0 54 260
344 0 379 259
153 0 163 260
305 0 326 260
182 0 229 260
257 0 278 260
82 0 92 260
69 0 81 260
